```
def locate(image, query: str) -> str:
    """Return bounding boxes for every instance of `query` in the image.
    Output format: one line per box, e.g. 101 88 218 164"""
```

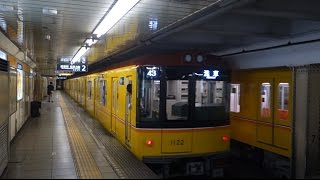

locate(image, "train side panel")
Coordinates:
230 68 292 157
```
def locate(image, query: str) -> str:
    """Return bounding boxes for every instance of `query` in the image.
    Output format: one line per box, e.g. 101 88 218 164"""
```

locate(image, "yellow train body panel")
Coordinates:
230 68 292 157
126 126 230 160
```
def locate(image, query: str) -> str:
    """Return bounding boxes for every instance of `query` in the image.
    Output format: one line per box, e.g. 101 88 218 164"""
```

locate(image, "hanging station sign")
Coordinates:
56 57 88 72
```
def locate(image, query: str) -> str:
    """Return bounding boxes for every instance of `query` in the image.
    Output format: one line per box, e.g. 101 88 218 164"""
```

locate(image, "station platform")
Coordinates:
1 91 159 179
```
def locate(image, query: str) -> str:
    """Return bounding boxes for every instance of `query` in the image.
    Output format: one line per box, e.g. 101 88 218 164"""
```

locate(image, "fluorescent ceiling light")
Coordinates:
85 39 98 46
71 47 90 64
93 0 140 38
42 8 58 15
71 0 139 64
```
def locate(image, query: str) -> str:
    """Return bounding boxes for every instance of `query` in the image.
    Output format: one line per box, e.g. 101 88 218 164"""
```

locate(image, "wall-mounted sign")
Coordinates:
203 70 219 79
149 17 158 31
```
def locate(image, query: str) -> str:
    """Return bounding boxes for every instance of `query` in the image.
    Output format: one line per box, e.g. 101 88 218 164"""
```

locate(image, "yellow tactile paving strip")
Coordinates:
59 94 102 179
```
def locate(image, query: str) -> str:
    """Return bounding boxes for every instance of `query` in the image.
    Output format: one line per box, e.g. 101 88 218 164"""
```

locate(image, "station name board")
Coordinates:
56 57 88 72
57 64 87 72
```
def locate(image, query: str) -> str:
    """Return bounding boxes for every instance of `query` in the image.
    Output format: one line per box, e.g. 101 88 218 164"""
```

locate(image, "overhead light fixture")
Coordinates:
58 73 73 76
85 39 98 47
93 0 140 38
71 0 140 64
71 47 90 64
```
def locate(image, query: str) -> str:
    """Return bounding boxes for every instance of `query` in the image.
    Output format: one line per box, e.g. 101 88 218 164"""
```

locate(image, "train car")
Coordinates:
65 52 231 178
0 51 9 175
229 67 292 178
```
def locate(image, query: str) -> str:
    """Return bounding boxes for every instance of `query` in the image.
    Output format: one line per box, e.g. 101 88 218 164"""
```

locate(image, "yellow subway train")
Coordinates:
229 68 292 178
64 52 231 178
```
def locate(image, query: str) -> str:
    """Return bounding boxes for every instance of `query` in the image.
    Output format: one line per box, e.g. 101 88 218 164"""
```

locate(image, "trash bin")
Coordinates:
31 101 41 117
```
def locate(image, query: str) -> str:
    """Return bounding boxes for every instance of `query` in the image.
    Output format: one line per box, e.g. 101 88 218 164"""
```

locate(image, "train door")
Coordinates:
125 76 133 146
257 74 292 149
79 80 83 105
257 78 274 145
84 78 87 108
0 57 9 175
111 77 118 135
75 79 78 101
77 79 80 102
273 77 291 150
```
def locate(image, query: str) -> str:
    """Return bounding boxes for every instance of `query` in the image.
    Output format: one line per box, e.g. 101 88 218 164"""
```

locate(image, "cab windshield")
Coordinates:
138 66 229 128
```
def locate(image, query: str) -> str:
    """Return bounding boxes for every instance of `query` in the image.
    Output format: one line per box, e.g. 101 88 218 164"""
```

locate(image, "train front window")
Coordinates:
138 66 230 127
139 67 161 122
166 80 189 120
165 68 193 121
195 80 228 121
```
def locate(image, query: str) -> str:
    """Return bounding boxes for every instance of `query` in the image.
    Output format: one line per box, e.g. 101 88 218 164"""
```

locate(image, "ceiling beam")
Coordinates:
231 8 320 21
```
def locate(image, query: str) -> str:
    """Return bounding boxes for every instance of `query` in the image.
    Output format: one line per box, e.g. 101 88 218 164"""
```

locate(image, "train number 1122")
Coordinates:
170 139 184 146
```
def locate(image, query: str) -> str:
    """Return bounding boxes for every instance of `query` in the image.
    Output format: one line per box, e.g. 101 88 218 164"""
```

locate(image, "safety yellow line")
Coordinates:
59 93 102 179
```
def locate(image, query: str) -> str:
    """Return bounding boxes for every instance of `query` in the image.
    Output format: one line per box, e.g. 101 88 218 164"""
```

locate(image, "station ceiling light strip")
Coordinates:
71 0 140 64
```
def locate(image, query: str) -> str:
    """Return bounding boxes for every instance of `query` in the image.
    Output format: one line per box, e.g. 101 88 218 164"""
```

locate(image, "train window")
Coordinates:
278 83 289 120
139 79 160 121
165 67 193 121
88 81 92 99
99 80 106 105
138 66 162 122
166 80 189 120
194 80 228 121
261 83 271 118
230 84 240 113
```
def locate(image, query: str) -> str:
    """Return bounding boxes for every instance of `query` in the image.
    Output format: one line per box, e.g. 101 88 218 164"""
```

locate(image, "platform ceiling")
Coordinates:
1 0 320 75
